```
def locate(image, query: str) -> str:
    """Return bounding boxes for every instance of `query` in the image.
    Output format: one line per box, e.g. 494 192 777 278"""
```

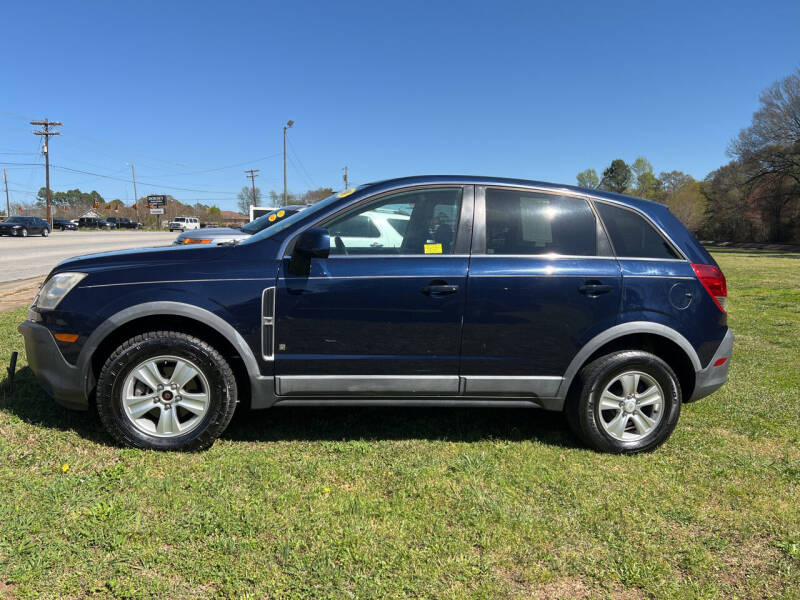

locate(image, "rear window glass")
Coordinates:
595 203 680 259
485 189 597 256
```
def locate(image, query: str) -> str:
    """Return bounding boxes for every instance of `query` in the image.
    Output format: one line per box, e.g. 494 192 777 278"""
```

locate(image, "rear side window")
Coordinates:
595 203 680 259
485 189 597 256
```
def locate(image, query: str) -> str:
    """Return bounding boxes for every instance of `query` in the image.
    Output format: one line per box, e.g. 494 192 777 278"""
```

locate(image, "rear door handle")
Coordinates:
579 280 612 296
421 281 459 296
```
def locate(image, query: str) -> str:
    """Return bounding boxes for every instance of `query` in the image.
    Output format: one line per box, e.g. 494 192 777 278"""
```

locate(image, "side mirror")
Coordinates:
289 227 330 276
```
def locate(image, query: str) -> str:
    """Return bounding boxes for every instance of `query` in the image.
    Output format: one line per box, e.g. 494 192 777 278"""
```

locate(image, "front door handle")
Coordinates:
579 280 612 296
421 280 459 296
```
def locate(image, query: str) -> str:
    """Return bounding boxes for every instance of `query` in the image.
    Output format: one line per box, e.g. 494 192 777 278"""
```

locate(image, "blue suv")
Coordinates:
19 176 733 453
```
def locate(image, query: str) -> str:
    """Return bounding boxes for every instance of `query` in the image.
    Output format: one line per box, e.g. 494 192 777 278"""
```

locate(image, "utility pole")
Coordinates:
31 118 62 228
129 163 139 223
283 120 294 206
343 166 349 190
3 169 10 218
244 169 260 207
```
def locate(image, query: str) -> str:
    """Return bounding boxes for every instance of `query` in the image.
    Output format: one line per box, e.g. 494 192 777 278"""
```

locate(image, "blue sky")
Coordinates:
1 0 798 211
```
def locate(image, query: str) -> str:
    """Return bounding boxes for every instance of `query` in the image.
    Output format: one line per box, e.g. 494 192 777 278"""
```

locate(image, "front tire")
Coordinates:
96 331 238 450
565 351 681 454
19 227 27 237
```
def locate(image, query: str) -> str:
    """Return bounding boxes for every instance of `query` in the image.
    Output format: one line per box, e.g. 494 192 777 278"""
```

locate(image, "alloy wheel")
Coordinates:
121 355 211 438
597 370 664 441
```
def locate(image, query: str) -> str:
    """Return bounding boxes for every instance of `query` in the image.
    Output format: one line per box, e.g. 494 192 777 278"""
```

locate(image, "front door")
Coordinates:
460 186 622 397
274 186 473 397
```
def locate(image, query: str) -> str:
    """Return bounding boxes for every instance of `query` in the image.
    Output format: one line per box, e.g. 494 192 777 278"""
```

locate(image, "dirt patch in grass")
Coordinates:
0 278 42 312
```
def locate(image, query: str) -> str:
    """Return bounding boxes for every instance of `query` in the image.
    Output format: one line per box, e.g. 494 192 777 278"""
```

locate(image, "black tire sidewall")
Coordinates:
97 333 235 450
578 351 681 453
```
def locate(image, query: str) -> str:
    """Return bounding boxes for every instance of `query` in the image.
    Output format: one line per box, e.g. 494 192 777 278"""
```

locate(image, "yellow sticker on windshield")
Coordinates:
268 214 277 222
337 188 355 198
277 210 285 218
424 243 443 254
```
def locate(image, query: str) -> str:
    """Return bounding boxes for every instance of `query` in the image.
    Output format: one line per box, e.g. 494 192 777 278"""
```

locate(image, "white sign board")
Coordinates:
149 208 165 215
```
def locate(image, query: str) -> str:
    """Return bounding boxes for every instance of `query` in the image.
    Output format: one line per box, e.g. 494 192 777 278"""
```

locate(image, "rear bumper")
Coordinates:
688 328 734 402
17 321 88 410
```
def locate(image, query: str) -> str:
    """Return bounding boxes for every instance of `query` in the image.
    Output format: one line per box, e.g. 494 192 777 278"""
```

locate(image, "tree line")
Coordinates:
577 69 800 244
236 186 335 214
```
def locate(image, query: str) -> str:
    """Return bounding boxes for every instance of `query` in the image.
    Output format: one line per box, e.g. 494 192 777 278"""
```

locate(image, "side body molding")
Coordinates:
556 321 702 399
78 301 276 408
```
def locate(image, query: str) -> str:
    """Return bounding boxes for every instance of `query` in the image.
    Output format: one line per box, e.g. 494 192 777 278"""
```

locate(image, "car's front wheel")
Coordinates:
566 350 681 454
96 331 238 450
18 227 27 237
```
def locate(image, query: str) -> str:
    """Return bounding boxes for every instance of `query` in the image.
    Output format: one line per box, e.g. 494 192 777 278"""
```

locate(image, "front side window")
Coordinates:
325 188 462 255
594 202 680 259
485 189 597 256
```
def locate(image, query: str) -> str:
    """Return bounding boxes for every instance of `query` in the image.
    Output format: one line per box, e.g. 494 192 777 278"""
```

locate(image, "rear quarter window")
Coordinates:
595 202 680 259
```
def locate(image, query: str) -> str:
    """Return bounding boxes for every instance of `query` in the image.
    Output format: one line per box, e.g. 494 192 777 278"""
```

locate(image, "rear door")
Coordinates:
460 186 622 396
274 186 473 397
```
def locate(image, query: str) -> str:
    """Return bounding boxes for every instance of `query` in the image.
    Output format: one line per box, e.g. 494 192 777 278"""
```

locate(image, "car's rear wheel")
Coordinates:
565 350 681 454
96 331 238 450
41 227 49 237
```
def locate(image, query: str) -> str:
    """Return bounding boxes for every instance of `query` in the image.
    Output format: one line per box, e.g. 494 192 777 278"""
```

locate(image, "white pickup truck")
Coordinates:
168 216 201 232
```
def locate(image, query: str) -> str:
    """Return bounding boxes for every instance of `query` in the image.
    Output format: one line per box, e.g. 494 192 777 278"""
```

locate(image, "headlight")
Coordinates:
36 272 87 310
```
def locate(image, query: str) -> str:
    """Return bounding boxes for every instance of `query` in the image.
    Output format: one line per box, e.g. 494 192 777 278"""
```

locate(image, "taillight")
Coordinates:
692 263 728 313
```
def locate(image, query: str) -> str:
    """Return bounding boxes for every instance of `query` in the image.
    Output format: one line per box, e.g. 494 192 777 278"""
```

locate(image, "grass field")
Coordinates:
0 249 798 599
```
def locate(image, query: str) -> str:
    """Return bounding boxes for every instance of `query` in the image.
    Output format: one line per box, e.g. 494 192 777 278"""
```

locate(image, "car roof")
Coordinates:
358 175 666 213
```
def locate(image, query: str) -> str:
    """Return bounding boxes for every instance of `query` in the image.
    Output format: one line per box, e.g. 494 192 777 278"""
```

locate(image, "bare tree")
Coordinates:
237 186 262 214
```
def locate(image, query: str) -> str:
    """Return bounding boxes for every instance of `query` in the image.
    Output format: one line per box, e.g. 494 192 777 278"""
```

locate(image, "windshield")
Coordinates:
241 194 343 245
240 207 301 234
4 217 25 223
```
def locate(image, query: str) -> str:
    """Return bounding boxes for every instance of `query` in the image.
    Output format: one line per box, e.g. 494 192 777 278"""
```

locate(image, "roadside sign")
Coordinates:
149 208 165 215
147 194 167 208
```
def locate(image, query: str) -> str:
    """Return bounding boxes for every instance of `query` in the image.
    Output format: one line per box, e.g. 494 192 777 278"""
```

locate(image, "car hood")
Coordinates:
0 222 22 227
175 227 251 243
51 244 232 276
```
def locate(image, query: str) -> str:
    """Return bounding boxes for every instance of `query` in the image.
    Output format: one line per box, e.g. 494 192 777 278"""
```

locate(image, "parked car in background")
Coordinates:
106 217 142 229
53 218 78 231
174 205 309 245
78 217 113 230
168 216 200 232
0 216 50 237
19 176 733 453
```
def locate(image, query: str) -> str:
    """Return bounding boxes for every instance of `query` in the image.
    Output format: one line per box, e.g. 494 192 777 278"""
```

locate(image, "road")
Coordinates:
0 230 175 284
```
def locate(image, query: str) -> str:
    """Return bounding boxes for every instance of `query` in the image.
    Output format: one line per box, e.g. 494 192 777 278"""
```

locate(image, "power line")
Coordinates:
287 137 316 188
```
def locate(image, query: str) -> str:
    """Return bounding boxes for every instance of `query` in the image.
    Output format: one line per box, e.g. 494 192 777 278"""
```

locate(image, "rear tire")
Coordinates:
96 331 238 451
565 350 681 454
41 227 49 237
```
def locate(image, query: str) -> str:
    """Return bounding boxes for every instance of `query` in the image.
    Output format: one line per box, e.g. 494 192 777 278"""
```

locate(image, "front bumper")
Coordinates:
688 328 734 402
18 321 88 410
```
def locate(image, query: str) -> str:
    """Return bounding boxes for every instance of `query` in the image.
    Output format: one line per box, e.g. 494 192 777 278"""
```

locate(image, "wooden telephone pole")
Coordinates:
3 169 10 218
244 169 260 207
343 166 349 189
31 119 62 228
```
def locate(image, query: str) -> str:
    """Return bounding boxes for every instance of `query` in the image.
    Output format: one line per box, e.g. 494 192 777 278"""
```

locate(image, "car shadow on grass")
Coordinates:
1 367 581 449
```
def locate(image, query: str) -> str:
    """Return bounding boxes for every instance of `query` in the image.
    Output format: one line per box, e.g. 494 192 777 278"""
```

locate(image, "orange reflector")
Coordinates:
54 333 79 343
713 357 728 367
184 239 211 244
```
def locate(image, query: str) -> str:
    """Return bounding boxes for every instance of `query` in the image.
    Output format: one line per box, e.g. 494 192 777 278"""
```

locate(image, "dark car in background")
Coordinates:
106 217 142 229
53 218 78 231
174 205 309 245
0 216 50 237
78 217 113 230
19 176 732 454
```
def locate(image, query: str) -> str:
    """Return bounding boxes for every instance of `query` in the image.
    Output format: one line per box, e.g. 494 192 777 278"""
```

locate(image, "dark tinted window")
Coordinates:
485 189 597 256
595 203 680 259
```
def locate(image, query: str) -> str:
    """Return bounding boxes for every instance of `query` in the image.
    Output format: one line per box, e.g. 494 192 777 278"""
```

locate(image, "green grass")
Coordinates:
1 249 798 599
